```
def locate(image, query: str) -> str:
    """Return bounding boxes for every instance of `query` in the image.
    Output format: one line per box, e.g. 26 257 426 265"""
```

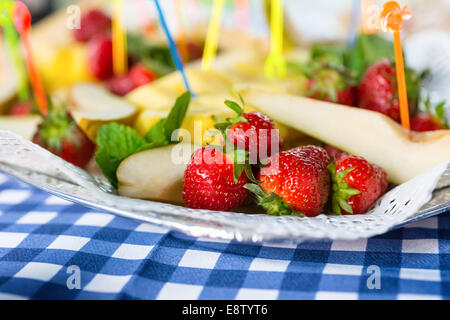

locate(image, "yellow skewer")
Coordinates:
202 0 226 71
264 0 286 78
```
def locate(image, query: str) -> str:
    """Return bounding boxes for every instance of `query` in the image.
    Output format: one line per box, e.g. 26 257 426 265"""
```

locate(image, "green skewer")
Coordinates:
0 0 29 101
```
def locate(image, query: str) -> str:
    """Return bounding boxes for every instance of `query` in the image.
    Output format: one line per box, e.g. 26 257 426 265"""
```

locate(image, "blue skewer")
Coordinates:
153 0 194 95
347 0 362 47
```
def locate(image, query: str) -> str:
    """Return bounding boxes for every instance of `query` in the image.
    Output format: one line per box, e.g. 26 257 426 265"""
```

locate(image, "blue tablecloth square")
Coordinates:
0 173 448 300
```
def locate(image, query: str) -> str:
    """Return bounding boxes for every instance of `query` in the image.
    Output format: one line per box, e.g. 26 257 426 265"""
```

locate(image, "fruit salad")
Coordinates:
0 2 449 218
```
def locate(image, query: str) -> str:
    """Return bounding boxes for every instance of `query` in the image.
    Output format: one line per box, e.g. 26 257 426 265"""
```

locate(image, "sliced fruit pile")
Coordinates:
93 91 389 216
181 97 389 216
293 33 448 134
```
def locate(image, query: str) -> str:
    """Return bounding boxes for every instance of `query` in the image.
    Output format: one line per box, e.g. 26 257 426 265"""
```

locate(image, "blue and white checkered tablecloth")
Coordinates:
0 173 449 300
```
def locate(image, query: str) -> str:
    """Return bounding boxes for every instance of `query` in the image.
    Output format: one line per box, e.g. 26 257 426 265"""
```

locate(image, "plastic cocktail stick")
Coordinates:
379 1 412 130
264 0 286 78
0 0 29 101
236 0 250 30
202 0 225 71
347 0 361 47
12 1 47 115
153 0 193 94
112 0 127 75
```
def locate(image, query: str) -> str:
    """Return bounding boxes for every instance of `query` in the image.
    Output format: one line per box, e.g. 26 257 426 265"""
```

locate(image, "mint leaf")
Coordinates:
95 123 149 188
163 91 191 141
96 92 192 189
145 91 191 144
145 119 169 145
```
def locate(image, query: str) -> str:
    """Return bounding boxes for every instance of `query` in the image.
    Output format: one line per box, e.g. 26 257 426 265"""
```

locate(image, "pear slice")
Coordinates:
0 115 41 140
244 90 450 184
117 144 201 204
68 83 137 142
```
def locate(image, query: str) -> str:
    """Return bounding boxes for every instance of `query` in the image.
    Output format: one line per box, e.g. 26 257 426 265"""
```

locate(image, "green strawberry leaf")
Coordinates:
423 97 449 128
244 184 297 217
328 163 361 215
224 100 244 116
244 184 267 198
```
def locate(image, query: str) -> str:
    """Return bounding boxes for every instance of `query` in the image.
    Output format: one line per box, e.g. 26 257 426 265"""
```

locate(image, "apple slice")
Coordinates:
117 144 201 204
0 115 41 140
244 90 450 184
68 83 137 142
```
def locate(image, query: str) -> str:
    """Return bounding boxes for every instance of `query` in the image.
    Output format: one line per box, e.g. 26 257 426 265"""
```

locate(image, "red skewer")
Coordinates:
12 1 48 116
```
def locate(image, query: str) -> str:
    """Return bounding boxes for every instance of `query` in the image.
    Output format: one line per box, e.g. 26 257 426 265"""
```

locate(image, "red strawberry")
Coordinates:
329 156 388 215
74 9 111 43
411 114 445 132
246 146 331 217
358 60 400 121
108 65 156 96
215 99 283 163
307 66 357 106
183 147 249 211
108 75 135 97
358 59 421 122
128 65 156 88
325 145 348 162
88 35 113 80
32 106 95 169
10 101 33 116
411 99 447 132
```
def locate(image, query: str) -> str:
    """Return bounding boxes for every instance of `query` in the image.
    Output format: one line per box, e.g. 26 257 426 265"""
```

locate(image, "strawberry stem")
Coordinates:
244 184 304 217
328 163 361 215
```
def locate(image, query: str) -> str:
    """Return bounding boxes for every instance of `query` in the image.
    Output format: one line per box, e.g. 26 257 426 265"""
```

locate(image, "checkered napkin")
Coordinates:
0 173 449 300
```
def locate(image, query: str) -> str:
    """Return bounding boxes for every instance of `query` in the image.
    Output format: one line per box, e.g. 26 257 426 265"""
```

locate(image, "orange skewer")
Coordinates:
393 30 410 129
379 1 412 130
12 1 48 115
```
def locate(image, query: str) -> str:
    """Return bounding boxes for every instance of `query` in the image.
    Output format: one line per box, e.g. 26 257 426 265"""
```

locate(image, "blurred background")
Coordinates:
23 0 450 39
